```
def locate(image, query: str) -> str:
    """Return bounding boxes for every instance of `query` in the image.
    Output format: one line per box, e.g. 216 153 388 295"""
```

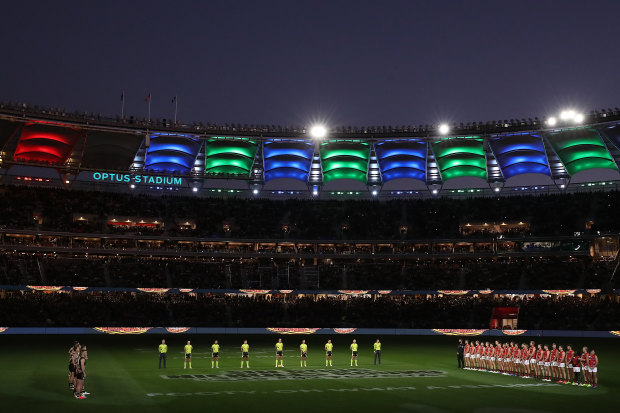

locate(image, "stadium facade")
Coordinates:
0 102 619 198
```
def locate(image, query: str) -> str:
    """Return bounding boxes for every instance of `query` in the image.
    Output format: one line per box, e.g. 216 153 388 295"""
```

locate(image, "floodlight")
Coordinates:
310 125 327 139
546 117 557 126
192 187 198 193
560 110 575 120
252 188 259 195
431 189 439 195
573 113 584 123
371 190 378 196
130 184 136 189
494 187 500 192
438 124 450 135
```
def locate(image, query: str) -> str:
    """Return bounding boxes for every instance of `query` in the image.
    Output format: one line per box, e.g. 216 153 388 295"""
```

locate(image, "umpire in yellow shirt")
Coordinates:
373 339 381 365
158 339 168 369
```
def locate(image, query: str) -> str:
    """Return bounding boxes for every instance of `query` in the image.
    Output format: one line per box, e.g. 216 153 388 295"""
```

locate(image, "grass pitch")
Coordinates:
0 334 617 413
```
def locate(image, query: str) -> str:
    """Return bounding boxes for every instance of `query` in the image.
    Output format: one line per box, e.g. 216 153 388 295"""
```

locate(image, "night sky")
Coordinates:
1 0 619 128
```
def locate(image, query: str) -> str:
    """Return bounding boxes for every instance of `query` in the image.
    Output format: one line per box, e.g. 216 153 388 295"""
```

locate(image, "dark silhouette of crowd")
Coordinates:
0 255 613 290
0 186 619 239
0 290 617 330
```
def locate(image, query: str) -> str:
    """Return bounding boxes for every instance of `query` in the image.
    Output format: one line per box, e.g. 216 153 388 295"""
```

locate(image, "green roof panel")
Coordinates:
319 140 370 182
431 137 487 181
204 138 258 176
546 128 617 176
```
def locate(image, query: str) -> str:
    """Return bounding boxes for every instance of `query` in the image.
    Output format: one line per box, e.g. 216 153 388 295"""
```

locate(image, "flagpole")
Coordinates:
148 96 151 123
121 91 125 119
174 95 178 124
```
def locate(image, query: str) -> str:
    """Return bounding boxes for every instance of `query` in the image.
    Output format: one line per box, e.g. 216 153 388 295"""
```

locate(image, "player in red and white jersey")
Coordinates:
512 343 520 375
502 343 511 374
479 341 486 370
565 345 575 383
550 343 559 381
494 341 502 373
469 341 478 369
513 344 522 376
571 352 581 385
535 344 544 379
581 347 591 386
514 344 523 376
495 342 503 373
464 340 471 369
484 342 492 371
542 344 551 381
502 343 510 374
588 349 598 388
474 341 482 369
557 345 567 383
478 342 486 370
486 342 493 371
520 344 530 377
528 341 537 378
503 343 512 374
490 342 498 372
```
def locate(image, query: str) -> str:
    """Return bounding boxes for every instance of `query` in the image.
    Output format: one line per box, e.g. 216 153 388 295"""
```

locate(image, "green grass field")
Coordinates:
0 335 617 413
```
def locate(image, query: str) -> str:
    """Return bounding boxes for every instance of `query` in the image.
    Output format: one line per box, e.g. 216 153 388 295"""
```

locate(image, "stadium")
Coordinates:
3 1 620 411
0 100 619 412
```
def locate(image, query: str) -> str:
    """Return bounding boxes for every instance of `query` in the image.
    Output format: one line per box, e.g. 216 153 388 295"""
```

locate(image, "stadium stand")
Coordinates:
1 104 619 331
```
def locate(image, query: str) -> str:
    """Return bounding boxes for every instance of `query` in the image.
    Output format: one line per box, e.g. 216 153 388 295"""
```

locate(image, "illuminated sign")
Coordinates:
92 172 183 186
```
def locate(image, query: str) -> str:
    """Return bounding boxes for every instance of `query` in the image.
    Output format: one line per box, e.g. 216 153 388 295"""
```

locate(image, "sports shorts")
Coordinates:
544 362 550 367
242 352 249 357
276 351 283 356
589 367 597 373
212 352 219 358
326 351 332 357
559 363 565 368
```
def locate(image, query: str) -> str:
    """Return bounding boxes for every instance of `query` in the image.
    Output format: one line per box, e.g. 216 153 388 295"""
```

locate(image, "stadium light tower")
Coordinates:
438 124 450 135
546 117 557 127
310 125 327 139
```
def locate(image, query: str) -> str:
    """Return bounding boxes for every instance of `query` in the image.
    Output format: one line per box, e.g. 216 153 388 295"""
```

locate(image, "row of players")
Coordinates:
461 340 599 388
158 338 383 368
68 341 90 399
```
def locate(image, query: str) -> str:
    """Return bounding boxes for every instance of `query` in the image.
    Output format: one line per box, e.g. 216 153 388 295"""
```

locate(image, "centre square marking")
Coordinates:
161 368 446 382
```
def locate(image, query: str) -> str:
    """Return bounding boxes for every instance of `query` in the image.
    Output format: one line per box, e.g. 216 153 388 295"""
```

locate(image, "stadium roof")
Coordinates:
1 102 619 198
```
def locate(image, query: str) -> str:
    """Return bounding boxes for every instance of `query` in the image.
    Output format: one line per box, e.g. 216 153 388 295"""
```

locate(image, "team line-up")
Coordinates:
158 338 383 369
461 339 599 388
